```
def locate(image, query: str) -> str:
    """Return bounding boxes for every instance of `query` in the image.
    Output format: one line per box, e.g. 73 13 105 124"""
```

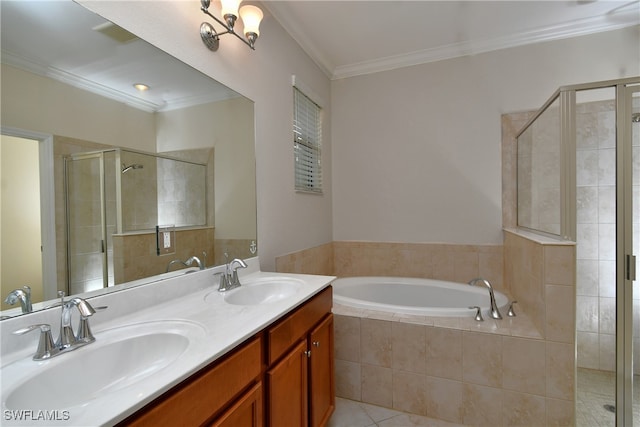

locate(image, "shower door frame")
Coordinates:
516 76 640 425
616 83 638 426
64 151 109 293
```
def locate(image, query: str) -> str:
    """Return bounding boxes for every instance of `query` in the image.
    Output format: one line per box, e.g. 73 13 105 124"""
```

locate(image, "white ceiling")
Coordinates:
0 1 240 113
264 0 640 80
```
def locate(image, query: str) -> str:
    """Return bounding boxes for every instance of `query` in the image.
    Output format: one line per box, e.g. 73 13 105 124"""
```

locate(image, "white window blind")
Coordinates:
293 87 322 193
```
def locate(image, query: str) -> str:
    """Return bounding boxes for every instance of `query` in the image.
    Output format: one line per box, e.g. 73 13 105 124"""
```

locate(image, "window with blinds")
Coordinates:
293 87 322 194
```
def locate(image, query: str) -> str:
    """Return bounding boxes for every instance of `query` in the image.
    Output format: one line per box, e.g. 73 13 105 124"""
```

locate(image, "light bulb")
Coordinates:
221 0 241 18
239 5 263 41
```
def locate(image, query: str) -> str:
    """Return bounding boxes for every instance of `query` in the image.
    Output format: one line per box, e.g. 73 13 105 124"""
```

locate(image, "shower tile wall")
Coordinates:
575 99 619 373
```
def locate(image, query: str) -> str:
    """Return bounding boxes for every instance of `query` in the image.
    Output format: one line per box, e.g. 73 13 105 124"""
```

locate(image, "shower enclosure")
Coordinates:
64 148 207 295
516 77 639 426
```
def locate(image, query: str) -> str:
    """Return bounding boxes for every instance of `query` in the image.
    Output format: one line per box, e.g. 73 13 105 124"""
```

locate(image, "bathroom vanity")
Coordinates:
121 287 334 427
0 259 335 427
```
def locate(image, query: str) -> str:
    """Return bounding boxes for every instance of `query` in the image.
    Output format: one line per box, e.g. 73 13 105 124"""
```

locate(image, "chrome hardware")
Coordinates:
13 324 58 361
507 300 518 317
217 258 248 292
15 292 105 361
312 341 320 347
304 350 312 358
5 286 32 314
469 306 484 321
76 306 107 344
166 255 204 273
468 278 502 320
56 292 96 349
186 256 204 270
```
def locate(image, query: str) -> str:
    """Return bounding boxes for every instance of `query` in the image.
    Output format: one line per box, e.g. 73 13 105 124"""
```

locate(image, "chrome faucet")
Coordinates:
217 258 248 291
166 259 188 272
13 292 105 361
185 256 204 270
57 295 96 349
4 286 32 313
468 278 502 319
166 256 205 273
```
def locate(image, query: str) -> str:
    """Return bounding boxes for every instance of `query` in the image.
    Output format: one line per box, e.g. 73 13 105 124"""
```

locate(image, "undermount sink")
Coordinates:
2 320 205 411
221 277 304 305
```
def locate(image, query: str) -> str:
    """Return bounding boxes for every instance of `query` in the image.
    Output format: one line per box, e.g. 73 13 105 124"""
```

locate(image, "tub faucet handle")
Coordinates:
507 300 518 317
469 306 484 322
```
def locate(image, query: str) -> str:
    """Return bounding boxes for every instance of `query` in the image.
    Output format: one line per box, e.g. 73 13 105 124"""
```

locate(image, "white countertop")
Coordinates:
0 260 335 426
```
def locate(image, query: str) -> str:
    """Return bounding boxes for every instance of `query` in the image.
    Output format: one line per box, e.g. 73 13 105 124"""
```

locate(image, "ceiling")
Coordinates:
0 0 240 113
264 0 640 80
2 1 637 109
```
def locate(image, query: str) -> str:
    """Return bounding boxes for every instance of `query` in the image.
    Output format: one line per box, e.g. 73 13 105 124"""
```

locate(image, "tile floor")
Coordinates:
575 368 640 426
328 397 465 427
330 369 640 426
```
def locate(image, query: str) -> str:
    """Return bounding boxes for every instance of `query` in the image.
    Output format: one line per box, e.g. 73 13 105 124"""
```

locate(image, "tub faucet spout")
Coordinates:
468 278 502 319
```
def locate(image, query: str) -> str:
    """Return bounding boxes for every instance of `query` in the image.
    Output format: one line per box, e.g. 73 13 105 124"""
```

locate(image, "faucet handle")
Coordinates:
75 303 106 344
468 306 484 322
214 271 230 292
507 301 518 317
13 324 58 360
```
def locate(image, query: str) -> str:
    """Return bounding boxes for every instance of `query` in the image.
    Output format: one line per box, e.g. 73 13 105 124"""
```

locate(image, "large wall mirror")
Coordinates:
0 0 257 318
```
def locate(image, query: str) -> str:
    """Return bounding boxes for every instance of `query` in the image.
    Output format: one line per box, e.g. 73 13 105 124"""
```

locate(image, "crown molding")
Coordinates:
332 12 639 80
2 51 237 113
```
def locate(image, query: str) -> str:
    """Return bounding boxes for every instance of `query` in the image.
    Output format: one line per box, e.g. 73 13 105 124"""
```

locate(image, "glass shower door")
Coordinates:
65 153 108 294
612 83 639 426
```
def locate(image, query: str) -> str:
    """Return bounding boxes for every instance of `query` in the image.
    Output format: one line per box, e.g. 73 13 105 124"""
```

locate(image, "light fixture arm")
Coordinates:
200 1 257 51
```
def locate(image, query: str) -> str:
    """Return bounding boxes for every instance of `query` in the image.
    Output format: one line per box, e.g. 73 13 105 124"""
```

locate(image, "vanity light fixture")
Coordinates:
199 0 263 51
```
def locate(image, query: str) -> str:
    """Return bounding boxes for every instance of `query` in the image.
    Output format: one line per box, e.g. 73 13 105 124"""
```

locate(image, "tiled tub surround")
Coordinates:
277 233 576 426
276 241 505 291
332 307 574 426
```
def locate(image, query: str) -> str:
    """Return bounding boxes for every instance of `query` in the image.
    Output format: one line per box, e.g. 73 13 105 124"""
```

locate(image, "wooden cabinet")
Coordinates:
119 336 263 427
266 287 335 427
209 383 263 427
119 285 334 427
309 314 335 427
266 340 308 426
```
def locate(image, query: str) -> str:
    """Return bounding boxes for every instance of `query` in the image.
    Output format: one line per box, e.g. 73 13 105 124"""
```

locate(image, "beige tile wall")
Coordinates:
278 231 576 426
334 313 574 426
112 227 214 283
276 241 504 290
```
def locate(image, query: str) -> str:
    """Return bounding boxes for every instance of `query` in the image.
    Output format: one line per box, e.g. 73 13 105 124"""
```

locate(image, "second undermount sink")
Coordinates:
222 277 304 305
2 320 205 411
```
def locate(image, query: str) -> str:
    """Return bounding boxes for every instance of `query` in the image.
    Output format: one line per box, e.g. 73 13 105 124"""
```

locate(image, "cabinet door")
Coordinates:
210 383 263 427
267 340 308 427
309 314 335 427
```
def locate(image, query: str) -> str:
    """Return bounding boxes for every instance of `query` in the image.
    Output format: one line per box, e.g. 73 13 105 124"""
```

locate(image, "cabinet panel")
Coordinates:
210 383 263 427
268 287 332 365
267 340 308 427
122 336 262 427
309 314 335 427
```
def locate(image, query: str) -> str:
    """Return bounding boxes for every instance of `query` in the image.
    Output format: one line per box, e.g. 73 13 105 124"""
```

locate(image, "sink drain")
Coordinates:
604 404 616 413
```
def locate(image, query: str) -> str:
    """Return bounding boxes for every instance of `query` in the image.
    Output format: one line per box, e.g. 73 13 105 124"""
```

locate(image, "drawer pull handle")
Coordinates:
312 341 320 347
304 350 311 358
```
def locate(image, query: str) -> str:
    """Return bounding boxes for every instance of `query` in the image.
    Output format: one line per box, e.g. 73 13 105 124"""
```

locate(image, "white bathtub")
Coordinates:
332 276 509 317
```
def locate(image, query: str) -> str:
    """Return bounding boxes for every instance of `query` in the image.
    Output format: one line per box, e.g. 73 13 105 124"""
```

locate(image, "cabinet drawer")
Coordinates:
267 286 332 365
123 335 263 427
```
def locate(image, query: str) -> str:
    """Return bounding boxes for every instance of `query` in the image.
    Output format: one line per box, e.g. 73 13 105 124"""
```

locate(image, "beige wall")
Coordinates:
1 64 157 153
331 26 639 247
0 135 43 308
80 0 333 272
80 2 638 271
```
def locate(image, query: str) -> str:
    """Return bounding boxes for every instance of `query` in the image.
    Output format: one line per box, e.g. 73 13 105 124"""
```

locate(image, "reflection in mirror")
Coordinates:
0 1 257 318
